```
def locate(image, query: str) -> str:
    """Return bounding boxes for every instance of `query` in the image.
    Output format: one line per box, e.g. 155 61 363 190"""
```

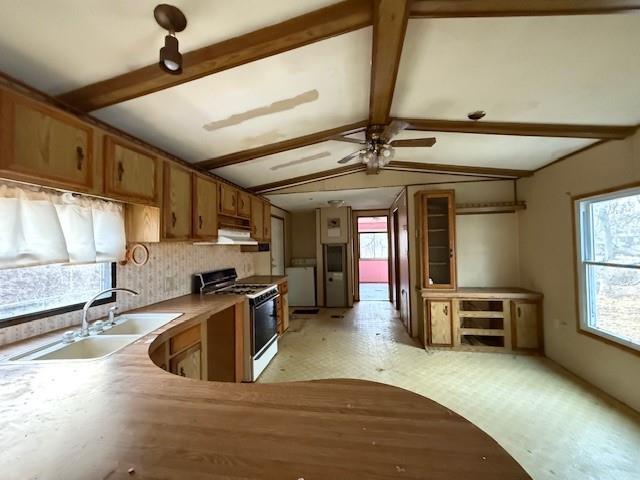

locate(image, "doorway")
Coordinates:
356 215 389 301
271 216 285 276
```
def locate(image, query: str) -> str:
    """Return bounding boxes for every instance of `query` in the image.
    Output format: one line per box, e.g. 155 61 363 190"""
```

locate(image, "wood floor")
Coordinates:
259 301 640 480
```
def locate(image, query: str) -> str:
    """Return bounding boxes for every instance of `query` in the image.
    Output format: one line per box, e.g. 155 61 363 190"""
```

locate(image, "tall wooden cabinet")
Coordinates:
251 196 264 241
416 190 456 289
0 90 94 191
219 183 238 216
163 163 192 240
263 202 271 242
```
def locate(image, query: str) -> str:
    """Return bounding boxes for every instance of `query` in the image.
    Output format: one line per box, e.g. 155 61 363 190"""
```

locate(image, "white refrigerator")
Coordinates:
285 266 316 306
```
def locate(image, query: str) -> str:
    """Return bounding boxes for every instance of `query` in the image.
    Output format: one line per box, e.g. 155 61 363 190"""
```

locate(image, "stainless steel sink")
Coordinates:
8 312 183 362
102 313 182 335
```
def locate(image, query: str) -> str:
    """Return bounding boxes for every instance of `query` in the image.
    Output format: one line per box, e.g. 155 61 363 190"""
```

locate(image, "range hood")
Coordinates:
194 228 258 246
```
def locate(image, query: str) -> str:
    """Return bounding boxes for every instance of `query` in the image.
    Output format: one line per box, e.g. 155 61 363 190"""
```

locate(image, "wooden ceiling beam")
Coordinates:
251 164 366 193
195 121 368 170
385 161 533 178
398 118 637 139
58 0 373 112
369 0 411 126
409 0 640 18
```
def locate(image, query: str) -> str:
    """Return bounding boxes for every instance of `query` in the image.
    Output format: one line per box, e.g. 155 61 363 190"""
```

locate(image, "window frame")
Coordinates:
358 231 389 260
0 262 116 329
573 183 640 355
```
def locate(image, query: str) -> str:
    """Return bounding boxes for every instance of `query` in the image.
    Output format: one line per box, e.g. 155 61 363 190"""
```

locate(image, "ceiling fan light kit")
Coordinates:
335 120 435 172
154 4 187 75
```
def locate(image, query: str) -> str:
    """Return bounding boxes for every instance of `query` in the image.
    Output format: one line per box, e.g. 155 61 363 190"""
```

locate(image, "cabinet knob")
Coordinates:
171 211 177 228
443 304 448 315
76 146 85 170
198 215 203 229
517 306 522 317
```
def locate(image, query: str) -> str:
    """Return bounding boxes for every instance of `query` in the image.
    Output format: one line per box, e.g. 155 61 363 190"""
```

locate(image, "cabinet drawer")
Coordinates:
170 324 201 354
0 91 93 191
104 136 159 203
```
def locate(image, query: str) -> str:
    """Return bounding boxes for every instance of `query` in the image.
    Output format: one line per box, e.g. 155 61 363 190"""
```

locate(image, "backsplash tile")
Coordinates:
0 242 257 346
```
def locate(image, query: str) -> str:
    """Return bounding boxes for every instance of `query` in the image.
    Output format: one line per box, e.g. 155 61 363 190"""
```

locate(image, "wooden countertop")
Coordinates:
420 287 543 300
238 275 287 285
0 293 529 479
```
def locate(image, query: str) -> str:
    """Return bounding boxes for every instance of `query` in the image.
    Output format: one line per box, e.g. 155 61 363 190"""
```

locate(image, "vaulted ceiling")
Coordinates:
1 0 640 209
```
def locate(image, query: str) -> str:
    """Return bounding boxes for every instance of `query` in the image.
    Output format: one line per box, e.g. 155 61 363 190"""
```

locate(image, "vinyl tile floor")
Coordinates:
258 301 640 480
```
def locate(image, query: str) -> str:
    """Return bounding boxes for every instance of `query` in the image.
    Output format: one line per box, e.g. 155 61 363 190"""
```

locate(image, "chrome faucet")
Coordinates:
80 288 139 337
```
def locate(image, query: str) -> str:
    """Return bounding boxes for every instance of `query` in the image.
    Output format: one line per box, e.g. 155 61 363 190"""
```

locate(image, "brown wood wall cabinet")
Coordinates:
0 89 94 192
192 174 218 239
103 135 160 205
237 190 251 218
250 196 265 241
163 163 193 240
263 201 272 241
0 81 271 245
421 289 543 355
416 190 457 289
219 182 238 216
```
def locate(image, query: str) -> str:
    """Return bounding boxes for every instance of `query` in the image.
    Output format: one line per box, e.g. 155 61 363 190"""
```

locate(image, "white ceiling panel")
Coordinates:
267 187 403 212
94 29 371 162
0 0 340 94
213 141 364 188
393 15 640 125
389 131 595 170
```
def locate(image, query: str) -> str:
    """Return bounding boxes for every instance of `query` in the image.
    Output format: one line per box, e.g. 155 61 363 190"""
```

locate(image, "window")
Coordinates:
359 233 389 259
0 262 115 327
575 186 640 352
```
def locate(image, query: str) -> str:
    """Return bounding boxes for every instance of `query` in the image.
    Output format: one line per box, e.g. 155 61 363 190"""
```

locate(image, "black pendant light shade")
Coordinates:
159 34 182 74
154 4 187 75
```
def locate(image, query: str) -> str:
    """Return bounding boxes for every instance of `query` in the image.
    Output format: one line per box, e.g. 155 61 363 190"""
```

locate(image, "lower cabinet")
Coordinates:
427 300 453 346
277 281 289 335
170 343 202 380
422 290 543 355
148 304 244 383
511 300 542 351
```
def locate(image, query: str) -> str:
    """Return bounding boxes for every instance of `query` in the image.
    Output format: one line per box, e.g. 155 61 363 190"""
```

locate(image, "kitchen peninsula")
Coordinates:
0 293 529 479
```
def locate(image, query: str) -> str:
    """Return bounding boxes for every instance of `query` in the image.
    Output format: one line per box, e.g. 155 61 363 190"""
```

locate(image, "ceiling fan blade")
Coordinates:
390 138 437 148
332 136 366 145
381 120 409 141
337 150 363 164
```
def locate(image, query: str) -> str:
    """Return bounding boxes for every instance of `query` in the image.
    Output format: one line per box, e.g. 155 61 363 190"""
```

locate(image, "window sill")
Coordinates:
578 325 640 356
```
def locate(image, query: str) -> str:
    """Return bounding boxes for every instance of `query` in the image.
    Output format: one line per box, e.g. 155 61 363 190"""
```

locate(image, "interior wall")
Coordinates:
0 243 256 346
290 211 317 259
253 205 291 275
517 133 640 412
407 180 519 336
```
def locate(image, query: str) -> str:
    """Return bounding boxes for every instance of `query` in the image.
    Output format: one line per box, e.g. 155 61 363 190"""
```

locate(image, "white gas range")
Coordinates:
193 268 279 382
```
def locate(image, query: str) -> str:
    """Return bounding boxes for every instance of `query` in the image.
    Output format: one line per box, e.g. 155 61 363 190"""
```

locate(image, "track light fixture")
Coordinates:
154 4 187 75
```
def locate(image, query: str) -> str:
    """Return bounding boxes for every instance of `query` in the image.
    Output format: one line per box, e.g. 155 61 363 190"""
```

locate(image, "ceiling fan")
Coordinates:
334 120 436 170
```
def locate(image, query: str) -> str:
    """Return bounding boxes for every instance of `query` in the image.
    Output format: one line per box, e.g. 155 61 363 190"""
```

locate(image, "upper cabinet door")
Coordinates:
0 91 93 191
219 183 237 216
262 202 271 242
237 191 251 218
250 196 264 241
193 175 218 239
418 190 457 290
163 163 192 240
104 136 159 205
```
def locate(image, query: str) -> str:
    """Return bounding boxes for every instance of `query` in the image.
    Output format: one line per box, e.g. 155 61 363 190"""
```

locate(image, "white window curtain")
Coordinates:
0 183 126 269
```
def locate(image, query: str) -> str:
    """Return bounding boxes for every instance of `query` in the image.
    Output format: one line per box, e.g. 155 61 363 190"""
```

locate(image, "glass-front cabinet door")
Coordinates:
418 190 456 289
